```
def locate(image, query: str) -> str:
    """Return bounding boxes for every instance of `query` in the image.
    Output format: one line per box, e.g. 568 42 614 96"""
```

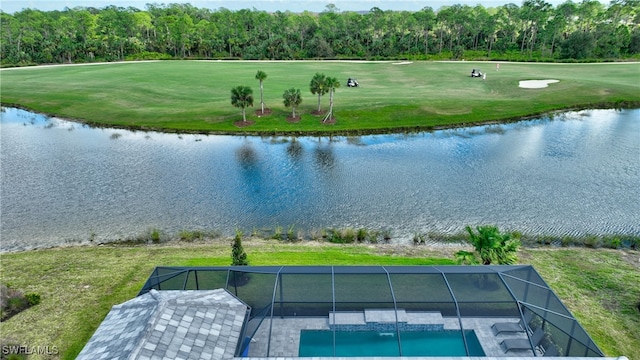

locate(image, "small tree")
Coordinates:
455 225 521 265
282 87 303 118
255 70 267 114
310 72 328 113
230 85 253 122
323 76 340 123
231 230 248 266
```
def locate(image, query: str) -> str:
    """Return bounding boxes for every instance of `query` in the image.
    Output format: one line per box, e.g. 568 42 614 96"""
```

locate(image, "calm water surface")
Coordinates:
1 107 639 251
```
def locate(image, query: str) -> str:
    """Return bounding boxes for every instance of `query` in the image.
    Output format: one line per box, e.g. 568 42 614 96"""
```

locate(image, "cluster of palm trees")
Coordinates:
310 73 340 123
230 70 340 124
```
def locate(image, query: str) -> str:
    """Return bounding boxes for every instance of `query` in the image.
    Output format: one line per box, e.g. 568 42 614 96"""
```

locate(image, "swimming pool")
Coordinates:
299 329 486 357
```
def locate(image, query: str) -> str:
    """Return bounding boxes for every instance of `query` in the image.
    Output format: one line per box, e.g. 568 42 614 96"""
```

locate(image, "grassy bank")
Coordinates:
0 241 638 359
1 61 639 135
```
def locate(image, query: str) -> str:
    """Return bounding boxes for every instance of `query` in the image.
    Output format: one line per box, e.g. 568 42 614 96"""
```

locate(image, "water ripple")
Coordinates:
1 108 639 251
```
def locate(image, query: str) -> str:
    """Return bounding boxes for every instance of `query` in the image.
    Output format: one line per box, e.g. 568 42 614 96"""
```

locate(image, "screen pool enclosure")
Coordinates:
139 265 604 358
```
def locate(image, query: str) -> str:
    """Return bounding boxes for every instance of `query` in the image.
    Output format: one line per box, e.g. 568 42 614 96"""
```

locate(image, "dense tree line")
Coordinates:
1 0 639 66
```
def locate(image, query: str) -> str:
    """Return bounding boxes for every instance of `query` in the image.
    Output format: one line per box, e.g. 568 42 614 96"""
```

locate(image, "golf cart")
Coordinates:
347 78 359 87
471 69 483 78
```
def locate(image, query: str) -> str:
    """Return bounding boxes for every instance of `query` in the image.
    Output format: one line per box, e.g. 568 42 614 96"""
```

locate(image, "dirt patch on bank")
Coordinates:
233 120 255 127
619 249 640 270
286 115 301 123
255 108 272 117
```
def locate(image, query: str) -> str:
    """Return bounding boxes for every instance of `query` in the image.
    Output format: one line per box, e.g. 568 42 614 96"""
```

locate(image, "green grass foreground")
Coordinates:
1 60 639 135
0 242 638 359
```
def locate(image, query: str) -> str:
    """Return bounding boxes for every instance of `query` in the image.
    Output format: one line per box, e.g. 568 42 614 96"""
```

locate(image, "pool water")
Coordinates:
299 330 486 357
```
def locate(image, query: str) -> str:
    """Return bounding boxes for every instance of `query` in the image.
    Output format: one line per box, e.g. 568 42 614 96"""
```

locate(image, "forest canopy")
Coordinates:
1 0 639 66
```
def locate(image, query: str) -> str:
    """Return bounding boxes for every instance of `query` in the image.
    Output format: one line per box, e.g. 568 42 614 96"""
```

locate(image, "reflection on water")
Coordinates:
314 145 337 172
286 139 304 161
1 107 639 251
237 143 259 170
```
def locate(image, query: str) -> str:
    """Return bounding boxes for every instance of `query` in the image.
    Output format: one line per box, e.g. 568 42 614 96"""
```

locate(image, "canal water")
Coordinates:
1 107 638 251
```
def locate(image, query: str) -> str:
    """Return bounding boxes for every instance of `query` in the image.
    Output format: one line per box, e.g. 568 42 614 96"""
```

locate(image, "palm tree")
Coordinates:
230 85 253 122
455 225 521 265
282 87 303 118
255 70 267 114
323 76 340 123
309 73 328 113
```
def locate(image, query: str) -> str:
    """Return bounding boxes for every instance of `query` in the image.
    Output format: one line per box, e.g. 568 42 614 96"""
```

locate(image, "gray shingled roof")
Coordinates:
77 289 248 360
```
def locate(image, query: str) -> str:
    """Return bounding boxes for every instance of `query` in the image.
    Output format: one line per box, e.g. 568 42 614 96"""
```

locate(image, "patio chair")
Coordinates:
492 311 534 335
501 327 545 353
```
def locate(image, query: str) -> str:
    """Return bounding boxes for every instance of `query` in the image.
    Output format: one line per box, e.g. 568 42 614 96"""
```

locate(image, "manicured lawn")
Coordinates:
1 61 638 359
521 248 640 358
1 60 638 134
0 241 637 360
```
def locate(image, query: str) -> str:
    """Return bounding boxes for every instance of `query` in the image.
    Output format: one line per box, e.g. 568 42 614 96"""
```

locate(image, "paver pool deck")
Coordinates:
249 310 534 358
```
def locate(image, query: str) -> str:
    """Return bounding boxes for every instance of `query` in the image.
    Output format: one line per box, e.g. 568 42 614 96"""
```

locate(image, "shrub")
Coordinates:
542 236 554 245
367 230 380 244
191 230 206 241
342 228 356 243
124 51 172 61
328 229 342 243
622 236 639 250
309 228 323 241
150 228 161 243
272 225 283 241
382 229 392 243
561 236 574 247
326 228 355 244
583 235 600 248
231 230 249 266
413 232 426 245
179 230 195 242
322 228 366 243
0 285 40 321
24 293 41 307
6 297 26 313
356 228 368 243
286 225 296 241
603 236 622 249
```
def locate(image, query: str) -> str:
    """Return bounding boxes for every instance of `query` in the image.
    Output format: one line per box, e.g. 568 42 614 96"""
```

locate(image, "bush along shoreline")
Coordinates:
95 227 640 250
4 226 636 253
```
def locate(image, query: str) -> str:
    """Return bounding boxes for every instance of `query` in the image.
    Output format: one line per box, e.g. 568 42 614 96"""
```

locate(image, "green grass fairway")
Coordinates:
1 60 638 134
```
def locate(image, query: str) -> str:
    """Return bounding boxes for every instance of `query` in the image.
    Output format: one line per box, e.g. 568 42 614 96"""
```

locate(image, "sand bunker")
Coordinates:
519 79 559 89
392 61 413 65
